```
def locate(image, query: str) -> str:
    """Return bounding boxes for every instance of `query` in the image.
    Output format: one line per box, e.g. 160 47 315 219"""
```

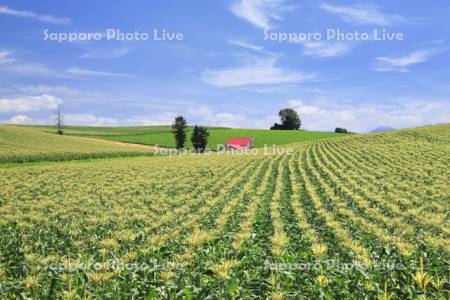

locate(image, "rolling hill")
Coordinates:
0 125 152 163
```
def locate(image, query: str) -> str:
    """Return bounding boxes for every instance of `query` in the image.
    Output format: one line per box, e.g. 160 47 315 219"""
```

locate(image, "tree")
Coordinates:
279 108 301 130
172 116 188 149
191 125 209 153
56 104 64 135
335 127 348 133
270 108 301 130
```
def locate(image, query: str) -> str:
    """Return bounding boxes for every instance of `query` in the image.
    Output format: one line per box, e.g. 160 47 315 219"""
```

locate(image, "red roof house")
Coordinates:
226 137 254 150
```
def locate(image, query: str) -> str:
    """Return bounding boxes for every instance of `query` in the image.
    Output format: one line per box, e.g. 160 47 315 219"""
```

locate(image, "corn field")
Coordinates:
0 126 151 163
0 124 449 299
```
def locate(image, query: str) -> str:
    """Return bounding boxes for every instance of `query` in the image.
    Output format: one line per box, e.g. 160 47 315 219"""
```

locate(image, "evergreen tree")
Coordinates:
191 125 209 153
172 116 188 149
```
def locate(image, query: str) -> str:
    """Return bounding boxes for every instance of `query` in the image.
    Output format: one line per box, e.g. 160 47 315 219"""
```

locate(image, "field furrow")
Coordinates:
330 137 450 205
300 146 373 266
321 139 450 238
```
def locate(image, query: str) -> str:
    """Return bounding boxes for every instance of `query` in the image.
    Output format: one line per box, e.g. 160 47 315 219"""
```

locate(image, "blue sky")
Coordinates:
0 0 449 132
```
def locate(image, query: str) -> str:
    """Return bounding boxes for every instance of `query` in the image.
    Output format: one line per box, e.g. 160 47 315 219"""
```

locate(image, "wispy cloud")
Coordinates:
1 62 56 76
0 51 59 76
372 48 445 72
66 67 133 77
230 0 295 30
227 39 264 51
0 5 71 24
320 3 407 26
296 40 355 58
20 85 85 96
201 54 315 87
0 52 134 79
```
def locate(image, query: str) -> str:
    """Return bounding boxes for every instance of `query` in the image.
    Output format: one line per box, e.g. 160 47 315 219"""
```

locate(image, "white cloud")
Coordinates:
0 94 60 113
18 85 113 107
0 5 71 24
3 113 178 126
227 39 264 51
63 114 121 126
66 67 132 77
120 113 177 126
3 108 275 129
230 0 294 30
5 98 448 132
206 112 272 128
372 48 444 72
296 40 355 58
187 105 276 128
201 55 314 87
297 105 320 114
320 3 407 26
187 106 215 119
3 110 271 128
7 114 33 124
65 113 177 126
209 112 247 127
288 99 450 132
287 99 303 107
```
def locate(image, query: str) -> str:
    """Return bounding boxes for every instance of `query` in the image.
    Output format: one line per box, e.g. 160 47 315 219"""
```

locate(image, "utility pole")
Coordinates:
56 104 64 135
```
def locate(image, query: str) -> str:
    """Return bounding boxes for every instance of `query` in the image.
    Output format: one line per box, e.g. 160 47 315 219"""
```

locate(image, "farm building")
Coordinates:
226 137 254 150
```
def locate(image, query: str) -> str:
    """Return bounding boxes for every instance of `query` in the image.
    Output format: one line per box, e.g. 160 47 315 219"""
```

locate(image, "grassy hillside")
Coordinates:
99 128 342 149
0 124 448 298
22 125 344 148
0 125 152 163
20 125 228 136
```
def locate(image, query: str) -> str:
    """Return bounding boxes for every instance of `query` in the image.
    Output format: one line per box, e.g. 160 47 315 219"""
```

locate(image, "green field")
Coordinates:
0 124 449 299
21 125 343 149
19 125 228 137
0 125 152 163
98 128 342 149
